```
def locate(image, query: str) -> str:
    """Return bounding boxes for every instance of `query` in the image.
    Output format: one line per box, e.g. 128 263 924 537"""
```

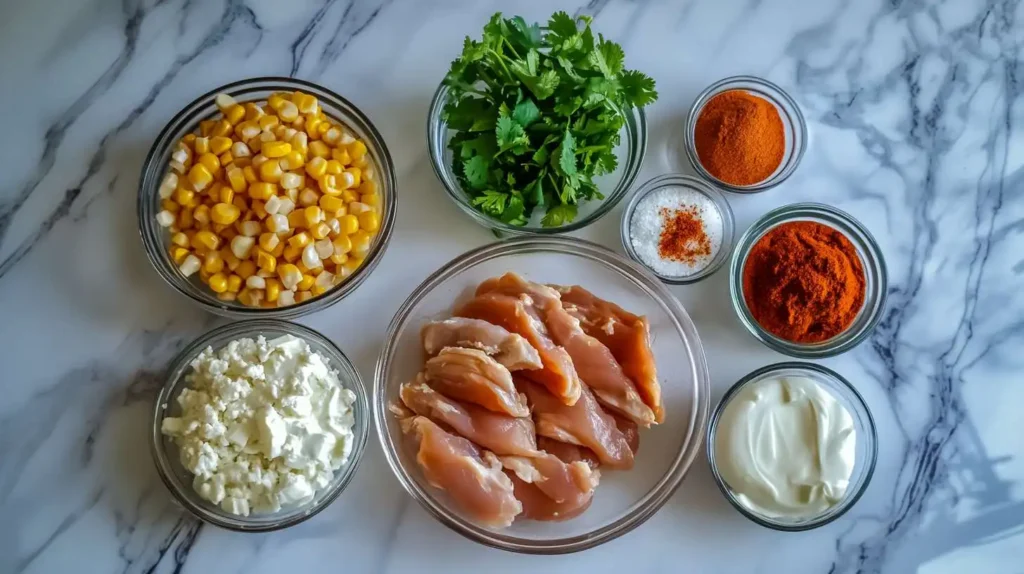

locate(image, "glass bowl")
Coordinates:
138 77 397 319
426 82 648 235
684 76 807 193
729 203 887 358
706 362 877 531
151 319 370 532
373 236 710 553
620 173 736 284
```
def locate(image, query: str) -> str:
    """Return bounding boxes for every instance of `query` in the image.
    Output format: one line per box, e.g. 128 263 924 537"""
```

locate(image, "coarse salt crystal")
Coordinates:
629 186 724 277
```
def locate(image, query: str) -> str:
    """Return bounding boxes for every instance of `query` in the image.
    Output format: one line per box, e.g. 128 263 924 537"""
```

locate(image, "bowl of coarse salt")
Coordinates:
621 174 735 284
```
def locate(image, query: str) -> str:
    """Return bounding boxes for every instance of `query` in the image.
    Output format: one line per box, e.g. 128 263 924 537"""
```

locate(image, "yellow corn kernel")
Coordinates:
226 274 243 293
268 92 289 110
304 206 322 227
305 156 327 179
197 153 221 175
269 239 285 257
258 115 280 130
177 208 194 230
170 246 190 264
236 260 256 279
332 147 351 165
282 243 302 263
292 91 317 114
318 174 339 196
211 202 241 225
192 203 210 224
360 192 379 207
341 189 359 203
308 140 330 159
346 167 362 187
351 230 371 257
358 211 379 233
288 231 312 249
199 119 216 137
358 179 378 197
305 115 323 139
218 185 235 204
233 156 251 169
233 196 249 213
325 159 343 175
319 195 344 213
220 225 238 242
172 186 194 206
258 232 280 252
212 119 233 138
256 249 277 273
194 136 210 155
311 221 331 240
287 210 307 230
332 234 352 255
248 182 277 200
348 140 367 159
219 151 233 167
235 120 261 141
202 251 225 274
193 230 220 251
280 150 305 171
329 251 349 266
242 165 258 183
264 278 281 302
317 121 332 138
224 104 246 125
220 246 241 271
187 164 214 192
352 154 369 169
244 102 264 120
278 263 302 289
252 199 268 219
262 141 291 158
294 290 312 303
161 199 180 214
259 159 283 183
297 274 315 291
339 214 359 235
226 167 246 193
171 232 190 247
208 135 231 155
208 272 229 293
182 133 197 146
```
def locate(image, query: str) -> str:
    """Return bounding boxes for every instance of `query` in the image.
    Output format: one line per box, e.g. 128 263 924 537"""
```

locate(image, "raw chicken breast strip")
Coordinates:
501 452 599 506
555 284 664 423
456 291 582 406
422 318 542 371
424 347 530 417
516 377 634 470
400 378 541 457
507 472 594 522
480 273 656 426
400 416 522 528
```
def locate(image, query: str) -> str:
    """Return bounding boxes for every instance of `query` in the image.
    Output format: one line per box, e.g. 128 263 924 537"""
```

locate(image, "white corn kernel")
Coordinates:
169 160 186 173
259 130 276 143
240 220 261 237
156 210 176 227
299 188 319 206
266 214 289 233
327 218 341 235
277 290 296 306
246 276 266 289
252 154 268 169
277 198 296 215
279 101 299 122
363 166 375 181
264 195 282 215
281 173 303 190
215 93 237 110
159 173 178 198
315 270 334 289
348 201 371 215
323 127 341 145
231 141 251 158
171 148 189 164
230 235 255 259
290 132 307 150
281 128 297 141
339 131 356 145
239 123 260 140
302 244 321 269
179 254 201 277
338 171 356 189
314 238 334 260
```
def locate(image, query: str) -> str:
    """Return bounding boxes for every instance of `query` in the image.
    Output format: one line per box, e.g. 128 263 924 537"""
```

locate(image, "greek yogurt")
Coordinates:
161 334 356 516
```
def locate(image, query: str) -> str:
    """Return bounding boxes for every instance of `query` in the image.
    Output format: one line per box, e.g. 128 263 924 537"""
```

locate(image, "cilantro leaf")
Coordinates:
507 16 542 50
463 156 490 190
471 190 507 215
541 203 578 227
546 12 579 48
513 98 540 126
501 192 526 224
589 35 625 78
495 116 529 152
556 129 577 179
460 135 497 161
520 69 559 100
620 70 658 107
532 145 549 165
595 151 618 175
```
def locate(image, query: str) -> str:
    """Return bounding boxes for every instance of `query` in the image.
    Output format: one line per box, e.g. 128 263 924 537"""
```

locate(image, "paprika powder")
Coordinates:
694 90 785 186
742 221 865 343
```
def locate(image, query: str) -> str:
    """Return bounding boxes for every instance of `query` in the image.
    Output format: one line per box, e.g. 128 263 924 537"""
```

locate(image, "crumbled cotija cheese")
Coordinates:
161 334 356 516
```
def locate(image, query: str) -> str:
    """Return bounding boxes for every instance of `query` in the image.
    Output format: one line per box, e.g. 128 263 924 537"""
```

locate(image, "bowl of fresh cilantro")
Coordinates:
427 12 657 234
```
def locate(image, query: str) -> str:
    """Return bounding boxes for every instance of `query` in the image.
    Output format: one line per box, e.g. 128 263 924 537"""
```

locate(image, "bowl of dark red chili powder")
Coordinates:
685 76 807 193
730 203 887 357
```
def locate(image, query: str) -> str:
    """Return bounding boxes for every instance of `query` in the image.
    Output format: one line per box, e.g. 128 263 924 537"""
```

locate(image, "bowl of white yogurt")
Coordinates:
706 362 876 531
151 319 369 532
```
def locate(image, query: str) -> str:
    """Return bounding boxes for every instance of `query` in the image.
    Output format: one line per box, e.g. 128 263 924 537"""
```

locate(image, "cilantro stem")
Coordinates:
501 37 522 60
487 49 513 81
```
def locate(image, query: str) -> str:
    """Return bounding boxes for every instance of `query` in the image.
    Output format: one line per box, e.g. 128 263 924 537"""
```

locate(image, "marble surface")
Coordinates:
2 0 1022 572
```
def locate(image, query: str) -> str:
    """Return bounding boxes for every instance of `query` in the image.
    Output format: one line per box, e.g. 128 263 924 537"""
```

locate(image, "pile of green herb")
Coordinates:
441 12 657 227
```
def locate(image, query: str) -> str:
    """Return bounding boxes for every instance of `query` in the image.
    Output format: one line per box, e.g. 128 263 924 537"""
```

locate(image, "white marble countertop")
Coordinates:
2 0 1022 572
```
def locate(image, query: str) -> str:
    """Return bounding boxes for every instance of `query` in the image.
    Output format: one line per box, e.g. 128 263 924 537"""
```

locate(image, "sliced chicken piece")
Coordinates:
456 291 581 406
536 412 639 469
400 416 522 528
424 347 529 417
612 412 641 455
479 273 655 426
516 377 634 470
400 378 540 457
556 284 664 423
507 472 594 522
501 452 599 506
421 318 542 371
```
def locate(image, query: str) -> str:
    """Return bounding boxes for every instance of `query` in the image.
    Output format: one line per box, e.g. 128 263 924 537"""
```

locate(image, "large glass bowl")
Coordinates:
138 78 397 319
373 236 710 553
426 83 648 235
151 319 370 532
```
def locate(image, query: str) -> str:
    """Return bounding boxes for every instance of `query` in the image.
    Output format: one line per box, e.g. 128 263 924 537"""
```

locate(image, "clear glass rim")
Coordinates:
137 77 398 319
373 235 710 553
150 319 370 532
426 82 648 235
619 173 736 284
705 361 878 531
683 75 807 193
729 202 888 358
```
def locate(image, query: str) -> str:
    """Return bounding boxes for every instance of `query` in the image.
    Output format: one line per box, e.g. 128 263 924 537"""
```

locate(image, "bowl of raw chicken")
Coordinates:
374 236 711 553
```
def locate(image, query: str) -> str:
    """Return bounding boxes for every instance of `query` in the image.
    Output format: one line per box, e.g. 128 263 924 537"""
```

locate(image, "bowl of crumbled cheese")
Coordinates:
151 319 368 531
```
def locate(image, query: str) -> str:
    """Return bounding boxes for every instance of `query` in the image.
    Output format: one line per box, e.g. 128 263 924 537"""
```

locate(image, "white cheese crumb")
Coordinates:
161 334 357 516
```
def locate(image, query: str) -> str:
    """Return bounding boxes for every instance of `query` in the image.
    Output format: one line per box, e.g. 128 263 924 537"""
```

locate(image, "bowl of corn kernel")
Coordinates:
139 78 396 318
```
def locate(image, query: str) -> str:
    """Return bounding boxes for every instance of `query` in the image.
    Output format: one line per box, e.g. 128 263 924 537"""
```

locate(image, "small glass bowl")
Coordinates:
426 82 648 235
684 76 807 193
150 319 369 532
706 362 877 531
730 203 887 357
138 78 397 319
374 235 710 553
620 173 735 284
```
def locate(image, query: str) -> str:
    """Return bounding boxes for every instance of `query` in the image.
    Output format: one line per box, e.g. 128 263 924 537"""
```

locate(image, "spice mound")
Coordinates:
742 221 865 343
629 186 723 278
694 90 785 186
